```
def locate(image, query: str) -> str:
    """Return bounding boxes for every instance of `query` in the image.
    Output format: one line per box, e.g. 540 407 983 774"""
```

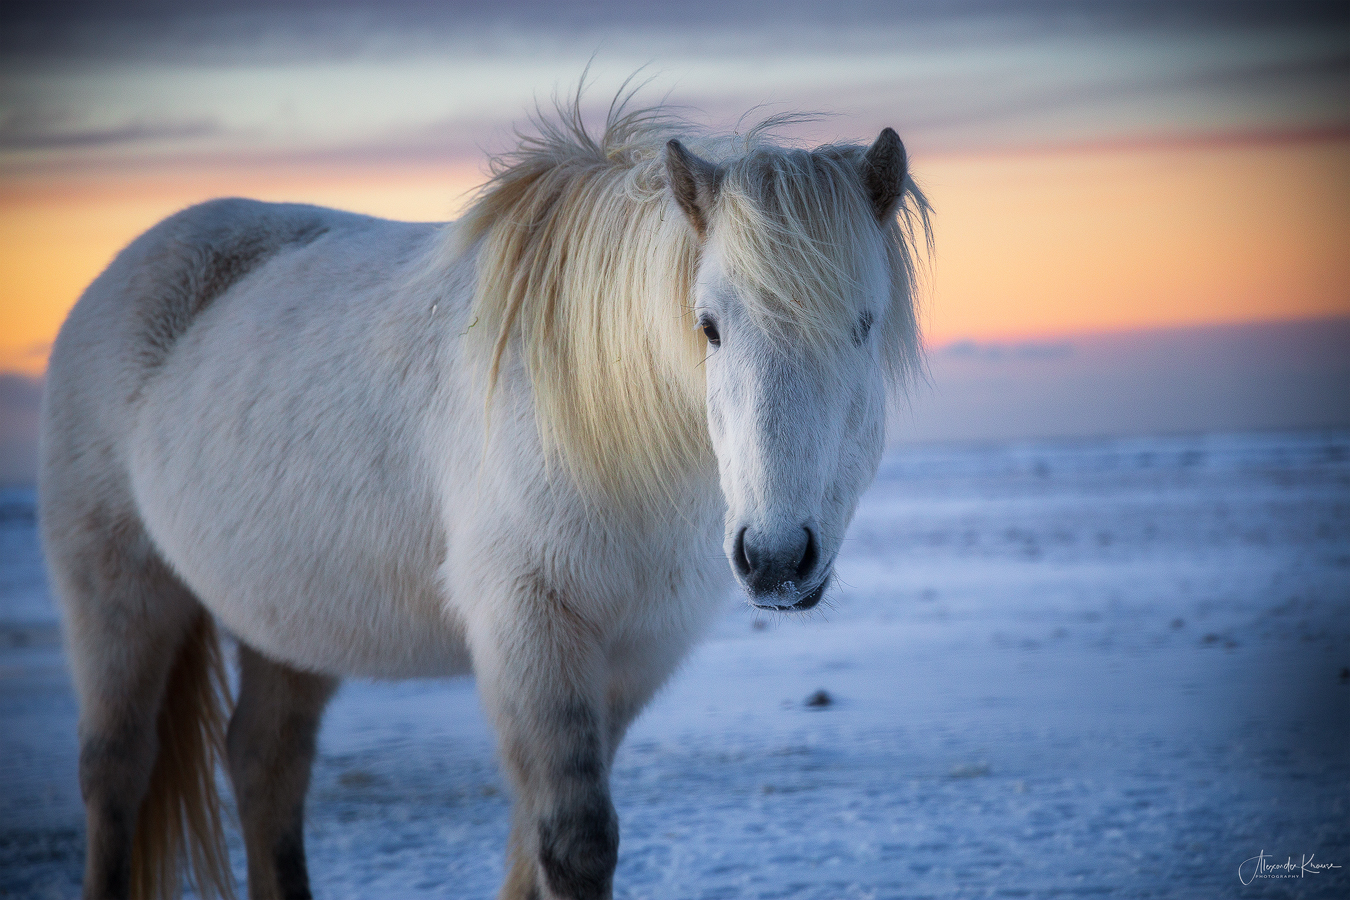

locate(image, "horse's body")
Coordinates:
39 102 927 899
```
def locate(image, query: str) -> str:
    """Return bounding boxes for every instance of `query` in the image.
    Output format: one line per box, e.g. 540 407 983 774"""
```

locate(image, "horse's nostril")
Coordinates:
734 525 817 594
733 527 752 578
795 526 818 581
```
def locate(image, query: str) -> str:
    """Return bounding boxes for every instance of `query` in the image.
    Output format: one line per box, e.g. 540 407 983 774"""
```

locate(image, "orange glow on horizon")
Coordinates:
917 139 1350 347
2 140 1348 377
1 159 485 376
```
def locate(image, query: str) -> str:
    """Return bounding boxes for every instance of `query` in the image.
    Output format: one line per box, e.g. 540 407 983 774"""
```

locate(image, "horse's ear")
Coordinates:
862 127 907 224
666 139 719 239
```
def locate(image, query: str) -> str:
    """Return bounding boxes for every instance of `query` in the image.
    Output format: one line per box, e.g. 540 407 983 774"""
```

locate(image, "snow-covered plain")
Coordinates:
3 430 1348 899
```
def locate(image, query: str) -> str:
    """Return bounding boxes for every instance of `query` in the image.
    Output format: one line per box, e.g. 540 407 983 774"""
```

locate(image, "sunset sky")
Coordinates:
1 1 1348 475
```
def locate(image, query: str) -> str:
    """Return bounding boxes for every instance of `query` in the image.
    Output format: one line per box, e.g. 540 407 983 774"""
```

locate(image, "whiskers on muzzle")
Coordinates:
745 571 831 612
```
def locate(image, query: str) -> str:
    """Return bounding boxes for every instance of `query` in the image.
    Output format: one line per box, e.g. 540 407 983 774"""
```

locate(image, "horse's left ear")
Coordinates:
862 127 907 224
666 139 719 239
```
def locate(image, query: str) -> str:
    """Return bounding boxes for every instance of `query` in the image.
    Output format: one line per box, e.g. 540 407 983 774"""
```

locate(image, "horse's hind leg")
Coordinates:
50 513 227 900
226 643 337 900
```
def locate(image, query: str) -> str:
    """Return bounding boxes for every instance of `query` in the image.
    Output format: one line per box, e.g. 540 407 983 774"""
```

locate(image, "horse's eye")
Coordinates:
854 311 874 345
701 319 721 347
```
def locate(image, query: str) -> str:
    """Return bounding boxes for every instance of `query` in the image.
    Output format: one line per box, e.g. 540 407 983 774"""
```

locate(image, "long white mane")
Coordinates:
449 97 932 507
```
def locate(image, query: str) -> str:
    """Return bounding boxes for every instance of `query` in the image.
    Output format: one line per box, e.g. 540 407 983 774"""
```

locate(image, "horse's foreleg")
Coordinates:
477 609 618 900
226 643 338 900
495 696 618 900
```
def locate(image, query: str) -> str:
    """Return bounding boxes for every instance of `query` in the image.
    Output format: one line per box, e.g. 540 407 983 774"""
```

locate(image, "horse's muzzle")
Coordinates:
749 573 830 612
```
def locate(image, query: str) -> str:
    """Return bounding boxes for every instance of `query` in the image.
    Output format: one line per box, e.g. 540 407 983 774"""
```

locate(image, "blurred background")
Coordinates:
1 0 1348 479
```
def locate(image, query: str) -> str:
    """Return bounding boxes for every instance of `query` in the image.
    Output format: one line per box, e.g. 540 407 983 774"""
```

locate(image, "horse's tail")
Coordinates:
131 610 236 900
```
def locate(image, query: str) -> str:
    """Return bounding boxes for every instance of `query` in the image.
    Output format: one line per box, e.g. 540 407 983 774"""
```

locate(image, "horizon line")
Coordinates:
5 312 1347 383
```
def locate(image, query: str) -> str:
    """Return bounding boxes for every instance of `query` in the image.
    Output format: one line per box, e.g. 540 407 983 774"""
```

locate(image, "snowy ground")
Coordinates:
3 430 1348 899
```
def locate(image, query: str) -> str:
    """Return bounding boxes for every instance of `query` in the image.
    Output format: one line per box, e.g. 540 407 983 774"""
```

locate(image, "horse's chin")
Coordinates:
749 574 830 612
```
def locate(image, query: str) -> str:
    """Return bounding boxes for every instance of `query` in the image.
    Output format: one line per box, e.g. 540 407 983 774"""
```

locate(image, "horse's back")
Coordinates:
44 198 366 449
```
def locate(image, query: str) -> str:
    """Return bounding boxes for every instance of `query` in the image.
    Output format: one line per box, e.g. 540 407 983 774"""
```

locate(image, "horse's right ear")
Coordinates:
862 127 907 224
666 139 719 239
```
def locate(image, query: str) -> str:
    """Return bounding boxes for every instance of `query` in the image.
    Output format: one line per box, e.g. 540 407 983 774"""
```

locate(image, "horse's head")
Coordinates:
667 129 923 611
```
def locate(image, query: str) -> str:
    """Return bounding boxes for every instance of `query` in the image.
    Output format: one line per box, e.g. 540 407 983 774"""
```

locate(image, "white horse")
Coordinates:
38 98 929 900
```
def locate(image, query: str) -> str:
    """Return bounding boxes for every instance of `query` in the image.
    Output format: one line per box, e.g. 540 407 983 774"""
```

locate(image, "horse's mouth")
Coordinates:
749 574 830 612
